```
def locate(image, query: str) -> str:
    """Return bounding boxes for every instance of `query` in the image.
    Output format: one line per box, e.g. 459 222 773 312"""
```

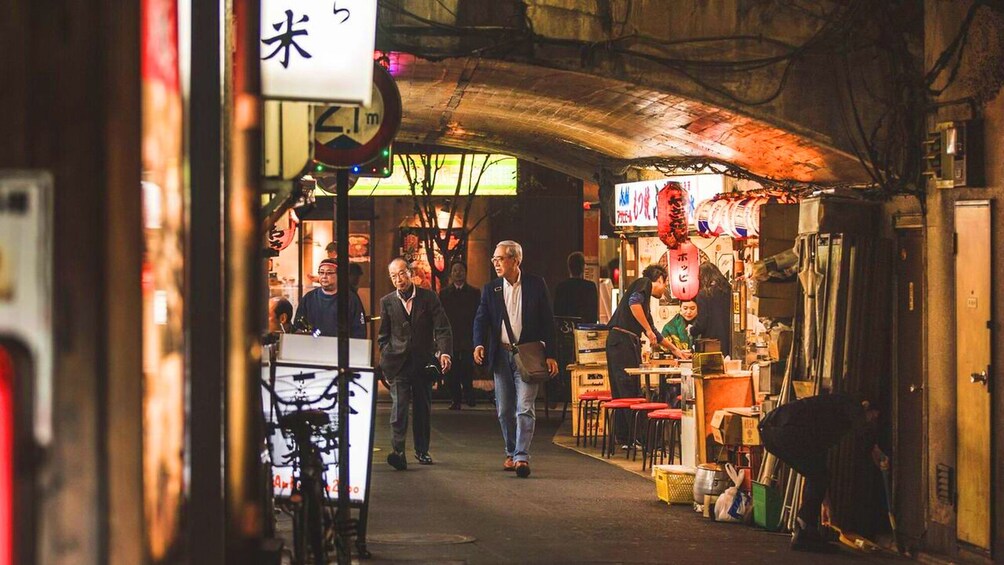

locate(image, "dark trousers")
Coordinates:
759 421 830 528
447 349 475 404
388 373 432 454
605 330 641 444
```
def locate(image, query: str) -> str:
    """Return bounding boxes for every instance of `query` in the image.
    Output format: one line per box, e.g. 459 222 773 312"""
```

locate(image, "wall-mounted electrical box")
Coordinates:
923 120 984 189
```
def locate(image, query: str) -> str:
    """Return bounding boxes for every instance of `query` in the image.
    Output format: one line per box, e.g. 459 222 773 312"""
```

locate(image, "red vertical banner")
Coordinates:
0 347 12 565
141 0 186 560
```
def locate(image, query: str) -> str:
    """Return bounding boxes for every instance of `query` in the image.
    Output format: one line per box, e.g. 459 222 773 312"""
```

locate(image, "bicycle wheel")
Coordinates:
292 495 307 565
303 474 328 564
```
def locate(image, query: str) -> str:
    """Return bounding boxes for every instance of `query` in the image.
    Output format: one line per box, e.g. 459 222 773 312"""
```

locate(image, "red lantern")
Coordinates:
657 181 689 249
267 209 299 252
669 240 700 300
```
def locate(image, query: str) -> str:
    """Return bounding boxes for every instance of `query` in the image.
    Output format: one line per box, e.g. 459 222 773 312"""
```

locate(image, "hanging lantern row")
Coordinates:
693 191 798 239
656 181 689 250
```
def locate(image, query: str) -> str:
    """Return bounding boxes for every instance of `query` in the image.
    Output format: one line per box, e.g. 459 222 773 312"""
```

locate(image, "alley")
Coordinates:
361 404 895 564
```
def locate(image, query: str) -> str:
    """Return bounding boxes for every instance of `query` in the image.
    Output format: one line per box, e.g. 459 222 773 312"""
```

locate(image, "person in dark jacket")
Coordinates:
759 393 887 551
553 251 598 324
439 261 480 409
294 258 366 338
690 262 732 354
473 240 558 478
378 258 453 469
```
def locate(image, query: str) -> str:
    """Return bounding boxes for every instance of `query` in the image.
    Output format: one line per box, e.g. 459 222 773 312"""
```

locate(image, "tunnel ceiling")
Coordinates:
389 53 869 184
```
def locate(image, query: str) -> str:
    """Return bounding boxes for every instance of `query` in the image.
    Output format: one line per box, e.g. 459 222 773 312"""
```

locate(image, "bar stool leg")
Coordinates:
575 400 584 447
601 407 611 458
642 417 657 471
666 419 681 464
592 403 601 448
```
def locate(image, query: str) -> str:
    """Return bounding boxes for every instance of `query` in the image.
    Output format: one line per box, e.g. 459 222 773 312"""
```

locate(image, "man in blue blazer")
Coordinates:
474 240 558 478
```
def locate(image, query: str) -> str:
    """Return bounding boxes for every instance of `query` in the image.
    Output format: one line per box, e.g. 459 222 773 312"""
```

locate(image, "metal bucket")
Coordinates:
692 463 730 504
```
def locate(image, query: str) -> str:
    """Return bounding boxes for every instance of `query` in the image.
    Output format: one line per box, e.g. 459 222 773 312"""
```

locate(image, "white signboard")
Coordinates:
261 0 377 105
614 175 726 228
263 365 376 503
614 179 659 228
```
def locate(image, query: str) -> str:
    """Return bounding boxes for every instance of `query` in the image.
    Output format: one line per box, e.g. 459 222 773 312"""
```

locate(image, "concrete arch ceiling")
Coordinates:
389 53 868 183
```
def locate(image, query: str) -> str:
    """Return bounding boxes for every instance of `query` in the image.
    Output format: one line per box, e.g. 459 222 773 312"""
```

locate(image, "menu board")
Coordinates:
262 365 376 503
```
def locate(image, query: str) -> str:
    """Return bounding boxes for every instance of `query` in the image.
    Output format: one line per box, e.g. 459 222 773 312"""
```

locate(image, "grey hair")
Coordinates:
388 257 413 274
496 240 523 264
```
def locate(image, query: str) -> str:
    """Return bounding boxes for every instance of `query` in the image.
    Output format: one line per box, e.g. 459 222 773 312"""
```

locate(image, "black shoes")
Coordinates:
515 461 531 478
415 452 434 465
466 398 476 407
790 519 831 552
448 401 462 410
387 451 407 471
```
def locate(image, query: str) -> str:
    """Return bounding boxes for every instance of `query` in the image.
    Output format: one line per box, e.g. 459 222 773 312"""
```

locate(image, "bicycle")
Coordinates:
262 343 346 565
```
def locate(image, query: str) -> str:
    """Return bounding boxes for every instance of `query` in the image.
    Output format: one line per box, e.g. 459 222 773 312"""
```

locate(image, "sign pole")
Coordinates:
335 168 352 564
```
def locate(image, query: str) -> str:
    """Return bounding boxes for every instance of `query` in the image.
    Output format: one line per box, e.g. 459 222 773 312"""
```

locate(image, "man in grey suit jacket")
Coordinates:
378 258 453 470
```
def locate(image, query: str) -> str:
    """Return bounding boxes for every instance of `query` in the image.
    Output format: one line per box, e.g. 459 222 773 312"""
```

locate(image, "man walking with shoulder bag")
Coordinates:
474 241 558 478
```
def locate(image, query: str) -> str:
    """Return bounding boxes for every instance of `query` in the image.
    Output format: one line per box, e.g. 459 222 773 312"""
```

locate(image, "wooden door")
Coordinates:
894 226 925 546
954 201 992 550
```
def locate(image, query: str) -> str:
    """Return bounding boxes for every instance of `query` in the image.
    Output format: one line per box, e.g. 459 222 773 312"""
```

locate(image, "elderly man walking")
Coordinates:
378 258 453 469
474 241 558 478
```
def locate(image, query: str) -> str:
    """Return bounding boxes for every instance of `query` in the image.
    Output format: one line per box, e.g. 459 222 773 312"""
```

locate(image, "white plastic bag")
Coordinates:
714 463 751 523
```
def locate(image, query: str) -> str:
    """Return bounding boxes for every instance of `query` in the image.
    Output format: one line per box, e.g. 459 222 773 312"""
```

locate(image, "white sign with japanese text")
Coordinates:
263 362 376 503
261 0 377 105
614 175 726 228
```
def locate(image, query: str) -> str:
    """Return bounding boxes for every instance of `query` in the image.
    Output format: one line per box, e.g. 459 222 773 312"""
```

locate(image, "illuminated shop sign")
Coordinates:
349 154 518 196
260 0 378 105
615 175 725 228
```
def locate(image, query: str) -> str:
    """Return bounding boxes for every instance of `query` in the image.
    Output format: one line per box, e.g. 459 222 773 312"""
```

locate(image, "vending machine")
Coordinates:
0 171 54 565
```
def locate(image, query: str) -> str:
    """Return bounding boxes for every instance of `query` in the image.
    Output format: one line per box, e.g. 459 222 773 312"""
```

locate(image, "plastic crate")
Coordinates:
752 481 783 531
654 465 695 505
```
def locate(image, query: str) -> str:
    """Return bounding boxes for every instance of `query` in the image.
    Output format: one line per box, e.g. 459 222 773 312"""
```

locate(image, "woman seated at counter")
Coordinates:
660 300 697 359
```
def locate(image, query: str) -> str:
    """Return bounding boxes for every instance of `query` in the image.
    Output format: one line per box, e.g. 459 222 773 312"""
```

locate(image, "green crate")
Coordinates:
752 481 783 531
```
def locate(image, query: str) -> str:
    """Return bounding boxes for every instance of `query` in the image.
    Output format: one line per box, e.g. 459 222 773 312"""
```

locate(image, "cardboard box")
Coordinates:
758 203 799 239
792 380 815 399
755 296 795 318
759 237 796 260
754 281 798 300
724 407 762 446
741 416 761 445
710 409 743 445
797 196 880 236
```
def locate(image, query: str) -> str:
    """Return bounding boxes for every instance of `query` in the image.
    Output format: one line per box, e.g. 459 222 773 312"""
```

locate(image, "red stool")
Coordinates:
575 391 609 447
627 402 669 461
643 408 683 470
600 397 646 458
589 392 613 447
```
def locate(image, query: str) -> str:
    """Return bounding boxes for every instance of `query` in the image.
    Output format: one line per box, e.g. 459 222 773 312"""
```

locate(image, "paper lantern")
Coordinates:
267 209 299 252
669 240 700 300
657 181 689 249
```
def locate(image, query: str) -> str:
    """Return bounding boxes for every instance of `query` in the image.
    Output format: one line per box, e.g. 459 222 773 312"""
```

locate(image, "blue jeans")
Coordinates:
493 350 539 462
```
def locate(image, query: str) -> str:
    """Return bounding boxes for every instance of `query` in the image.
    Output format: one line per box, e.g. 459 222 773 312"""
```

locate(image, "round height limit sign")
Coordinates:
313 63 402 169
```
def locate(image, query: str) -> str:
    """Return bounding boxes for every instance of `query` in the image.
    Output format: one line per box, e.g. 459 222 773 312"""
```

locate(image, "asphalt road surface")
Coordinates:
350 403 897 564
